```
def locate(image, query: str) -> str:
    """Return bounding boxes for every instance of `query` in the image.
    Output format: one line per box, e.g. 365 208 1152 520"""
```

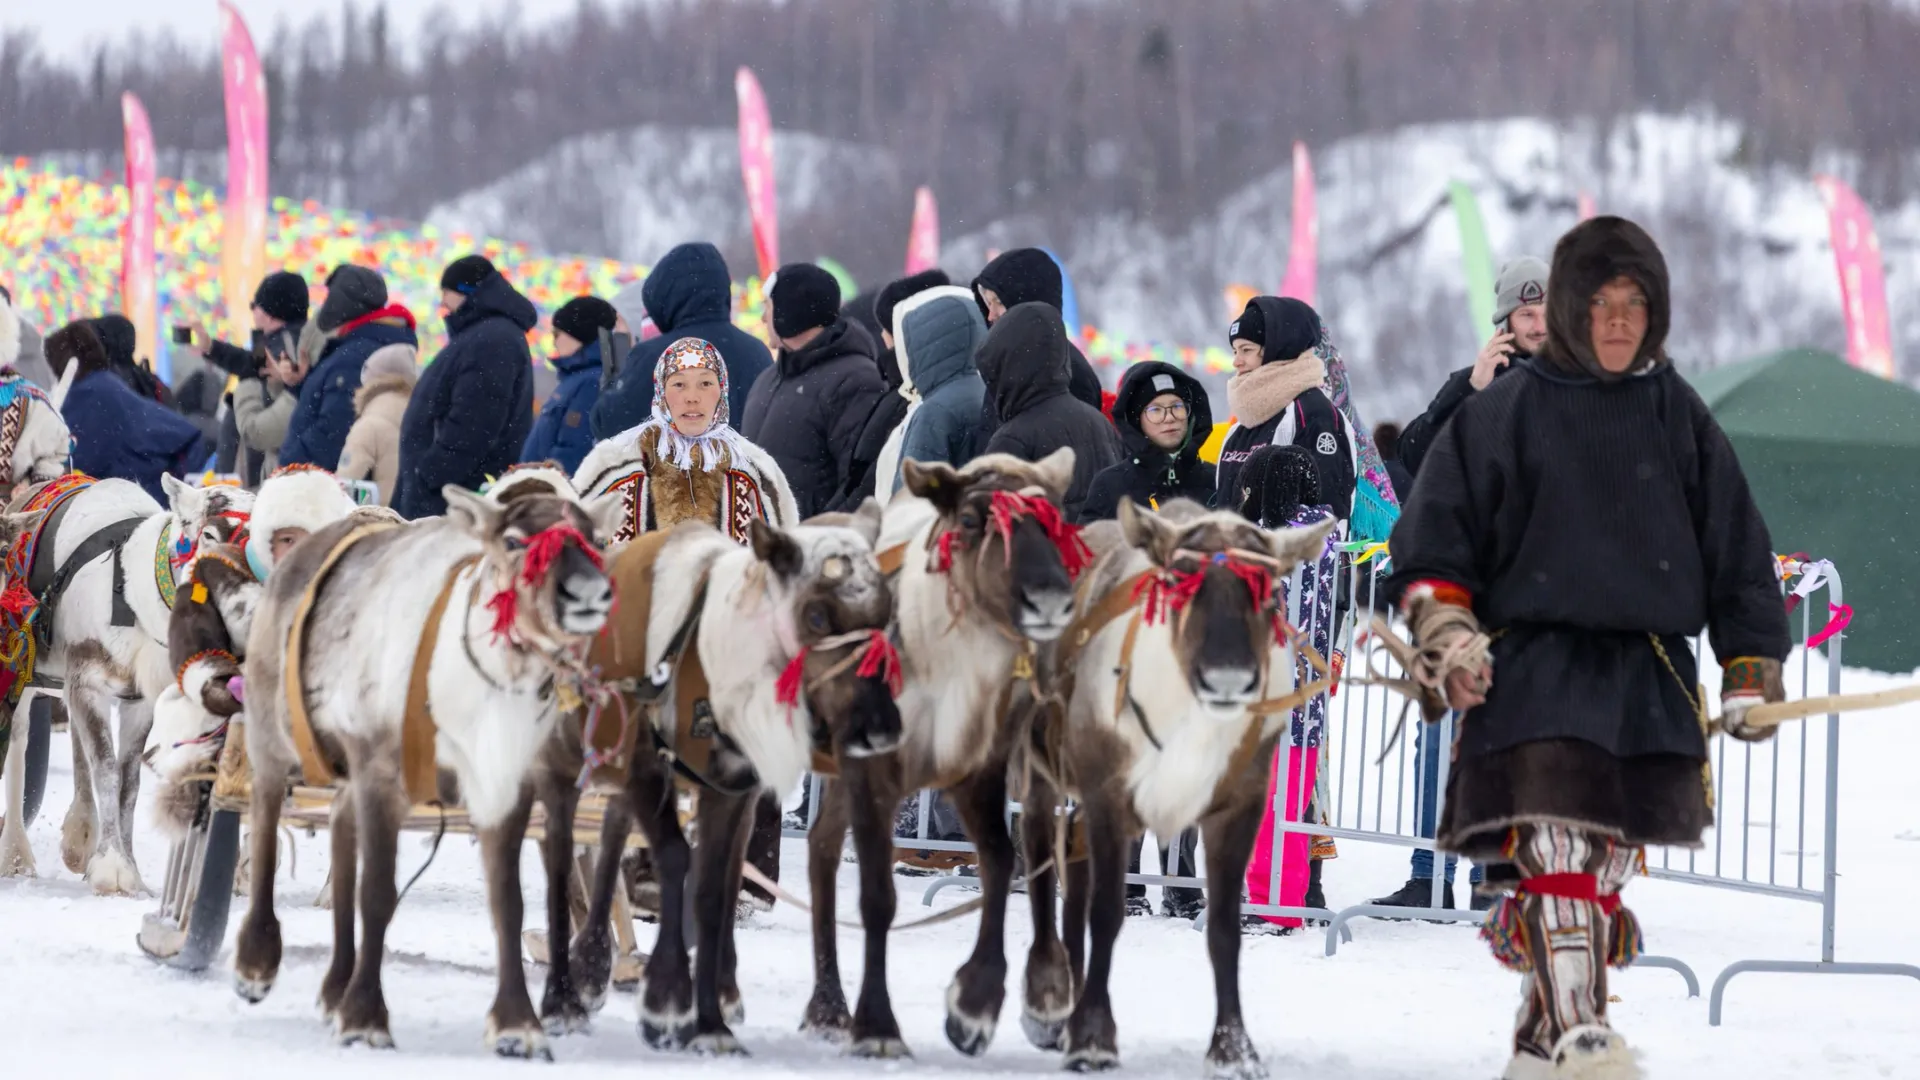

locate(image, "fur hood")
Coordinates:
354 371 415 416
1537 215 1671 383
247 465 359 574
43 320 113 382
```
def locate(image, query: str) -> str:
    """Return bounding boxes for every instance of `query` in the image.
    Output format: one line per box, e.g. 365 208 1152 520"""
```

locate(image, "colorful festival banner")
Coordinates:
905 186 940 275
1448 180 1496 334
119 92 158 369
218 1 268 345
735 67 779 280
1815 175 1896 380
1277 142 1318 306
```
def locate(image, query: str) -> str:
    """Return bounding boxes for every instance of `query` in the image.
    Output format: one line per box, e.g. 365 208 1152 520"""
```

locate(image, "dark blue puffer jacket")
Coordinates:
64 370 209 502
520 341 603 475
394 272 537 519
280 319 417 472
589 242 771 438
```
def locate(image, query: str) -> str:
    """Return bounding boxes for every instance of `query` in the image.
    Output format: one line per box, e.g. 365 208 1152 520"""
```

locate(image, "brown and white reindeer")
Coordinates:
0 473 252 891
552 503 903 1054
1021 498 1336 1078
799 448 1089 1060
231 483 616 1057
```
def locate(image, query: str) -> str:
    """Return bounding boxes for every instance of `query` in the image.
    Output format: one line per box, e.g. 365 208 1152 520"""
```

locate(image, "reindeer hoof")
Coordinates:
1064 1046 1121 1072
1024 1009 1069 1052
1204 1024 1265 1079
945 1012 996 1058
488 1023 554 1061
721 991 744 1027
337 1024 395 1050
0 831 35 877
540 996 592 1036
85 848 143 895
233 974 275 1004
687 1031 747 1057
849 1036 912 1060
1203 1056 1269 1080
799 991 852 1043
636 987 695 1051
60 809 94 874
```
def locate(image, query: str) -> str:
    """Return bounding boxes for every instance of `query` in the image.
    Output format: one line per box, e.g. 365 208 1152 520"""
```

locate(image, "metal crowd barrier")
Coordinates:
782 549 1920 1025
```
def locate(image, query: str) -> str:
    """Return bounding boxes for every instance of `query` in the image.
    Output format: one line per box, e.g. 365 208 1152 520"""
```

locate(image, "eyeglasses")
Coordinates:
1142 403 1190 423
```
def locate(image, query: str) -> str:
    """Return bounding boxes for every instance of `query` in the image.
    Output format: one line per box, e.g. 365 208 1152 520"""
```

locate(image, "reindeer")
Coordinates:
548 504 903 1054
0 474 251 890
231 485 616 1057
797 448 1087 1060
1019 498 1336 1077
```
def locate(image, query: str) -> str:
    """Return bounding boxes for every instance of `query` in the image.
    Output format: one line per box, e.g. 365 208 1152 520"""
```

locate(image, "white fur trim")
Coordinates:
890 285 974 400
147 685 225 785
1550 1026 1641 1080
253 468 358 542
179 655 232 709
871 405 916 508
486 465 578 505
731 438 800 527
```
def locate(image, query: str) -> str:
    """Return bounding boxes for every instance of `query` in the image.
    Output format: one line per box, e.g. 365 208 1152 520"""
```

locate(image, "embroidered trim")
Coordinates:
177 648 239 693
1403 578 1472 612
1722 656 1771 693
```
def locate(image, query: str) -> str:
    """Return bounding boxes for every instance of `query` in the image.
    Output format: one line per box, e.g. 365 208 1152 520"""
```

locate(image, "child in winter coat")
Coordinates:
336 343 417 506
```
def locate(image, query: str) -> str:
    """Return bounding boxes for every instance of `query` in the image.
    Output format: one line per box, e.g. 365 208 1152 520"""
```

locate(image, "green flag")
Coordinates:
1449 181 1496 336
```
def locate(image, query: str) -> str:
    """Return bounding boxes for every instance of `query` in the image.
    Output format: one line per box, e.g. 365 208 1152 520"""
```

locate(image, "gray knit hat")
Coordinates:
1491 256 1549 327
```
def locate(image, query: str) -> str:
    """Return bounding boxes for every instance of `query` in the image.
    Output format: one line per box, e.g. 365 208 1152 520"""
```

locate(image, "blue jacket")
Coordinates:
520 341 603 475
589 242 771 439
891 290 988 493
394 272 537 519
65 369 209 502
280 320 417 472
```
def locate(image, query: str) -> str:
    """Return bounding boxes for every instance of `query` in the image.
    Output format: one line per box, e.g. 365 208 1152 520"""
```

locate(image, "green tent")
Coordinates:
1687 349 1920 673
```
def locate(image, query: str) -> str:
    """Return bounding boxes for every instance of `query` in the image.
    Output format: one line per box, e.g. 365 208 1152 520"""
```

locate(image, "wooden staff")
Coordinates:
1718 683 1920 734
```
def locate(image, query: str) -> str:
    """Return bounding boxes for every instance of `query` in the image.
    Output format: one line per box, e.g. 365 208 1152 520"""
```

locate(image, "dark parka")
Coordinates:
977 302 1122 519
394 272 537 519
969 248 1106 443
280 318 418 472
591 242 771 438
739 316 889 519
520 340 604 475
48 323 207 502
1082 361 1216 521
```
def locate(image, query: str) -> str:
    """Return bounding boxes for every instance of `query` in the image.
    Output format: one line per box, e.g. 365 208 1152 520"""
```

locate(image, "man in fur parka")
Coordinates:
1386 216 1789 1079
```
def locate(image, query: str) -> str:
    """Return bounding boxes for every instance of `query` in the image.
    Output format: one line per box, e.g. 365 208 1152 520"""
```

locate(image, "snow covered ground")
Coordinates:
5 667 1919 1079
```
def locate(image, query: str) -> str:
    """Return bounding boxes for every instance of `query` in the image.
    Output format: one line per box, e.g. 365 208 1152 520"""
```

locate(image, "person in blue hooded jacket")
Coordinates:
394 255 537 519
589 242 770 440
45 320 207 501
280 264 416 472
521 295 618 474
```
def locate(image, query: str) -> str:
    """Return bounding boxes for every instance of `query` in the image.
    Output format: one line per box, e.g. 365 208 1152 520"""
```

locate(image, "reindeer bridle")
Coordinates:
931 488 1093 579
483 520 605 648
773 628 905 721
1133 544 1293 647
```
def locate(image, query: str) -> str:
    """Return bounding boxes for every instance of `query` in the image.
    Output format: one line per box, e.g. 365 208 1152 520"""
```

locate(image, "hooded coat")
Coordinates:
520 340 604 474
738 316 889 519
394 271 537 518
48 322 207 501
881 286 989 500
1081 361 1216 521
1215 297 1355 521
590 242 772 439
338 343 418 506
969 248 1106 440
977 303 1122 519
1385 216 1789 857
280 313 418 472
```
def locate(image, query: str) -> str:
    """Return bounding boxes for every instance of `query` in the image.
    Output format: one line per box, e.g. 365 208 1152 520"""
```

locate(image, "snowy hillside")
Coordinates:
423 125 900 280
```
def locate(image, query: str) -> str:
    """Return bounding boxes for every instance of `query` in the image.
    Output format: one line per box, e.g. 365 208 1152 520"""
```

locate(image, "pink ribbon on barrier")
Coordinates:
1808 603 1852 649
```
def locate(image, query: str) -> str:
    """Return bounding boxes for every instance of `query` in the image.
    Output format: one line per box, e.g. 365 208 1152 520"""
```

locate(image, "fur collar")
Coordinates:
353 372 414 415
1226 353 1327 428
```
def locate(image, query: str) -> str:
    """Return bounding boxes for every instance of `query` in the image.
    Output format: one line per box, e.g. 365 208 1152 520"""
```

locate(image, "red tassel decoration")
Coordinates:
855 630 905 697
774 647 809 709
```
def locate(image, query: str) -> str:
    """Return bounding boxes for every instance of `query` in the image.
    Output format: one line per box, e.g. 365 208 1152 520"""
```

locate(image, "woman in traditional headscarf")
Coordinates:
572 336 798 545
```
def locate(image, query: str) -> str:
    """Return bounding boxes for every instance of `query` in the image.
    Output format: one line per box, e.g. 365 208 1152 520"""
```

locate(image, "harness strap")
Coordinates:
1517 872 1622 915
283 522 400 789
32 516 143 651
399 554 481 805
876 541 906 577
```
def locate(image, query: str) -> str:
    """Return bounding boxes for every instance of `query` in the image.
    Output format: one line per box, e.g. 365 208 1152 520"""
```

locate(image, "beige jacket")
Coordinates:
337 373 412 506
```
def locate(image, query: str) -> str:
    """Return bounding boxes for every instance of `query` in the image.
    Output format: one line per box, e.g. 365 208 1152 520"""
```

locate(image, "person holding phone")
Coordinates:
231 315 307 482
1395 256 1548 476
191 269 309 379
520 294 618 474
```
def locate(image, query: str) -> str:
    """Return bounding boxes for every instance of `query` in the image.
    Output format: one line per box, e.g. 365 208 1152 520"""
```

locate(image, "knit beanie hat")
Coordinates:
1230 296 1321 364
874 269 952 335
252 270 310 325
315 265 388 333
551 296 619 346
440 254 496 296
768 263 841 339
1491 256 1549 327
90 314 138 366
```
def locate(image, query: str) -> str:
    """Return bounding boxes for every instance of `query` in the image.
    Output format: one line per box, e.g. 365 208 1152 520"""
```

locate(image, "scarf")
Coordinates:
1315 329 1400 542
624 336 751 473
1226 352 1326 429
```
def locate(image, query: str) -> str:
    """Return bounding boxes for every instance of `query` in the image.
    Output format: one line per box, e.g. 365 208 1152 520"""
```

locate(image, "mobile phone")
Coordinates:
249 328 265 355
171 325 192 345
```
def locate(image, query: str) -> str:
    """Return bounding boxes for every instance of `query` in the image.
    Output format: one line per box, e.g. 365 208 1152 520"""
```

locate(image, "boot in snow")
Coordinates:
1550 1025 1640 1079
1366 875 1453 918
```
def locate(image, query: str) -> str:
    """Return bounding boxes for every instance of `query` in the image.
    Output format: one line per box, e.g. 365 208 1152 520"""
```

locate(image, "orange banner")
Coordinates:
735 67 779 280
905 186 939 274
219 1 269 344
1815 175 1896 380
120 92 158 366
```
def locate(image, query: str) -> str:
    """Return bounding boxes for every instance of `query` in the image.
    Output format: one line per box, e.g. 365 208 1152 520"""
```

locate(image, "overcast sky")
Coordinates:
3 1 589 62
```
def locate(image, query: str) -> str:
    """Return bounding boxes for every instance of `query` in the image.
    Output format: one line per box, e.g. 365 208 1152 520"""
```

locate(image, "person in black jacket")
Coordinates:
739 263 888 519
1214 296 1355 521
975 302 1121 519
281 264 417 473
591 242 771 439
1397 256 1548 475
1082 360 1215 521
970 248 1106 444
394 255 537 519
822 269 949 512
90 314 172 407
190 270 309 485
1385 217 1788 1073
